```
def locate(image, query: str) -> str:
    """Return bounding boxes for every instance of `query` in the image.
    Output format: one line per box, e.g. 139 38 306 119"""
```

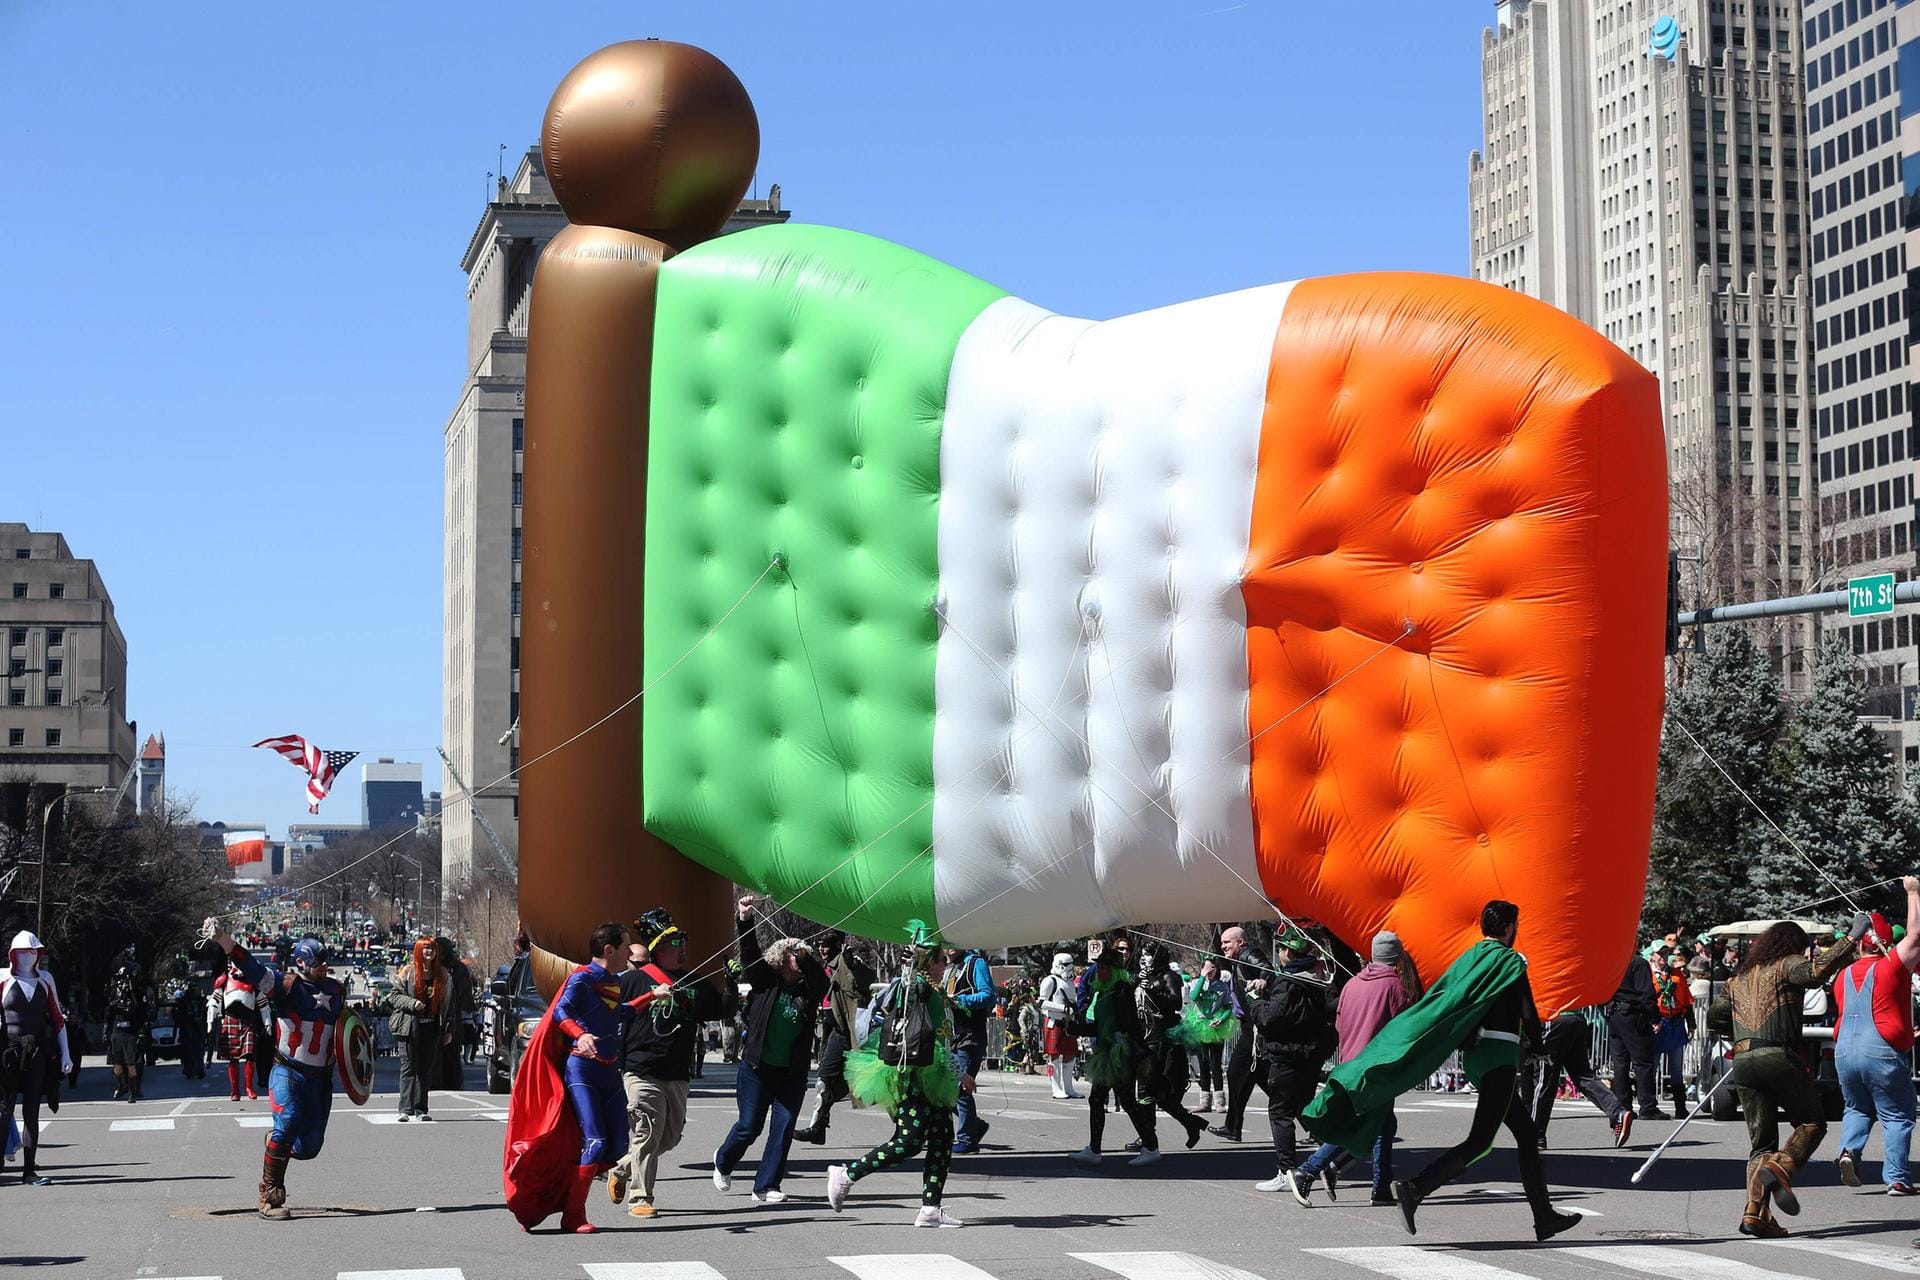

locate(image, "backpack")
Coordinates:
876 977 937 1068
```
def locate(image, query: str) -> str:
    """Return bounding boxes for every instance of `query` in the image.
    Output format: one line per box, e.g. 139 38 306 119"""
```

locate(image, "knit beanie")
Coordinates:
1371 931 1403 965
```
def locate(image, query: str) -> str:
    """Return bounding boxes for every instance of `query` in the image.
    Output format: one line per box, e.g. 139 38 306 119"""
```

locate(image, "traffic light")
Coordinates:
1665 549 1681 656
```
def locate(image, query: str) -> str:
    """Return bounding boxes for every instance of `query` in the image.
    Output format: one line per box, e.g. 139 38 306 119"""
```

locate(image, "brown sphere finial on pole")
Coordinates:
540 39 760 246
520 40 757 994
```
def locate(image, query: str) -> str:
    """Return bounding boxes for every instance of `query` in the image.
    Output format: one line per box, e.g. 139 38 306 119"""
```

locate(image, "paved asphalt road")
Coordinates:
8 1052 1920 1280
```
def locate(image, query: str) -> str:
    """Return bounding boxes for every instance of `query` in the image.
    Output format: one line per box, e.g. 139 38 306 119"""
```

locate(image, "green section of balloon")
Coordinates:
643 224 1005 943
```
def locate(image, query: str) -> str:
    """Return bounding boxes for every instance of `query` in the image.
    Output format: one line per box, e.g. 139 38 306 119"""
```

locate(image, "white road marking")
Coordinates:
1072 1250 1268 1280
1561 1245 1822 1280
830 1256 1001 1280
982 1109 1062 1120
235 1116 275 1128
167 1100 195 1117
109 1118 176 1132
339 1271 465 1280
1307 1247 1530 1280
1748 1238 1920 1275
365 1114 417 1125
584 1264 729 1280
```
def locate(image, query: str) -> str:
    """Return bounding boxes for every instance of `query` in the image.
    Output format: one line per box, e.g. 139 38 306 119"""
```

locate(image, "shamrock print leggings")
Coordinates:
845 1083 953 1205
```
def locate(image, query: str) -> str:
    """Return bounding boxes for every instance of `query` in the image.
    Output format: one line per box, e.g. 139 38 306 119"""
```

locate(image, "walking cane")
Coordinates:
1630 1066 1734 1184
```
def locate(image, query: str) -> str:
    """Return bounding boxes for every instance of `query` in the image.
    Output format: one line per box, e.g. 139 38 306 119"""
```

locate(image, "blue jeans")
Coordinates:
717 1061 808 1193
952 1043 986 1143
1296 1110 1395 1199
1838 1041 1916 1186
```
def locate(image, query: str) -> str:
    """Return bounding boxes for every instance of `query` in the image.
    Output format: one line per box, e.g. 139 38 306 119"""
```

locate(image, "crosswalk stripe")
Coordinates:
1071 1250 1268 1280
338 1271 464 1280
235 1116 275 1128
109 1118 176 1132
829 1256 1000 1280
1306 1247 1527 1280
1561 1245 1820 1280
1748 1238 1920 1275
364 1115 418 1125
583 1264 728 1280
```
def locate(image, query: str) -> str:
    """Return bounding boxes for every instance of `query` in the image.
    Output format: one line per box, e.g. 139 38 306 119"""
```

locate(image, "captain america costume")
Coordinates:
226 939 345 1217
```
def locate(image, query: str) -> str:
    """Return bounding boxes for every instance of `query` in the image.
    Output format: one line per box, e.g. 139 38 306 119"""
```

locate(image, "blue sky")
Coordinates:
0 1 1488 837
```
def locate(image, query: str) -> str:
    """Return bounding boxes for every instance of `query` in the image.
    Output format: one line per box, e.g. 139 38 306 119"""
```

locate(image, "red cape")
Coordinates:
502 967 584 1230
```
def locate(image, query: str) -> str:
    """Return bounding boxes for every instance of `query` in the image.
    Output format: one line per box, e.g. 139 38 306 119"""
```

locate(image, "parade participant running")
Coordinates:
827 924 973 1227
607 908 730 1219
794 930 873 1147
1070 942 1162 1166
1706 912 1869 1237
1039 953 1083 1100
1 932 72 1186
714 896 829 1203
504 921 666 1233
1833 879 1920 1195
1286 930 1416 1207
1304 900 1579 1242
201 920 348 1221
1529 1007 1630 1149
1247 928 1335 1189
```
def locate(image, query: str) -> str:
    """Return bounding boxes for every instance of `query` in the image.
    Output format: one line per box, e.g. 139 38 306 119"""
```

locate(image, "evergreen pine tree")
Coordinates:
1645 628 1786 933
1770 634 1916 918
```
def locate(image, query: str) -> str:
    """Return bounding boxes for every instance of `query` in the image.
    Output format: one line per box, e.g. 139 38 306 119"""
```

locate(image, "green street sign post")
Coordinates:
1848 572 1897 618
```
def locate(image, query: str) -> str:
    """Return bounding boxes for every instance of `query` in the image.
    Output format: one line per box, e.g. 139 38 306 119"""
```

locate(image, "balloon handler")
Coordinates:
1705 910 1869 1238
826 921 971 1228
200 918 372 1220
1301 900 1581 1242
504 922 669 1233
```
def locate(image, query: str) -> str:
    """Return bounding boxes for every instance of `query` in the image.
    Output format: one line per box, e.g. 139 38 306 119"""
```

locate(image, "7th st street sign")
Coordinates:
1849 572 1897 618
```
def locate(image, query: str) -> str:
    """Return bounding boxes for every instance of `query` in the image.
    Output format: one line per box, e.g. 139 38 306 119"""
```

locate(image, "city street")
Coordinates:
10 1057 1920 1280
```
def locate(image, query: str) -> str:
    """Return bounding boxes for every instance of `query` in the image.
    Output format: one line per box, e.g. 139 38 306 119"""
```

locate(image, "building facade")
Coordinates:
441 148 791 888
1471 0 1817 685
0 524 136 789
136 732 164 815
361 757 424 831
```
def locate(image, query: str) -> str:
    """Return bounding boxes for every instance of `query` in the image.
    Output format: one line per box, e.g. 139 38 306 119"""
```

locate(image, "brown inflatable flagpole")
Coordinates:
519 40 758 993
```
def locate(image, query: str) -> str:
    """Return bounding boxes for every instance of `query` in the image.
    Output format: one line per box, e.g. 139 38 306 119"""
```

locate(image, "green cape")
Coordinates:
1300 939 1527 1152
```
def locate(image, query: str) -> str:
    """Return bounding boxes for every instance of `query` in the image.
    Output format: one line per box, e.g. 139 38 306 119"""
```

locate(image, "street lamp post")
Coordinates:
37 786 113 936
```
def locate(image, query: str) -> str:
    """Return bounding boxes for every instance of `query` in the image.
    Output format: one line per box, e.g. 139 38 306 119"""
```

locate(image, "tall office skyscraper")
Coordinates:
442 148 791 887
1470 0 1816 684
1810 0 1913 744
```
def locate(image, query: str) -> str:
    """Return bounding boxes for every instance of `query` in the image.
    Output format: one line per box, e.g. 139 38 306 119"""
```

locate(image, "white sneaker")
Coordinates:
827 1164 852 1212
1070 1146 1103 1166
915 1206 963 1228
712 1148 732 1192
1254 1170 1291 1192
751 1188 787 1204
1128 1147 1162 1167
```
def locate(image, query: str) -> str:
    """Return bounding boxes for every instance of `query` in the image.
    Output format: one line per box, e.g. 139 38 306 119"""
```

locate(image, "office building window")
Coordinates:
512 528 522 562
6 688 20 707
513 474 523 507
46 628 61 647
5 730 19 748
513 418 524 451
43 729 58 748
46 658 61 678
511 584 521 616
47 583 63 600
10 584 23 599
10 550 25 560
6 628 21 647
44 686 58 707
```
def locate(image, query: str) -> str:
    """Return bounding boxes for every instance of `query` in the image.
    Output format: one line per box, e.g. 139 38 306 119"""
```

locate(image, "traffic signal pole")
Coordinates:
1679 579 1920 627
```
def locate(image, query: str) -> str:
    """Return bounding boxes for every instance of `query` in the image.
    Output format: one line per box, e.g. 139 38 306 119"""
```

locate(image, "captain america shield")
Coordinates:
336 1008 374 1106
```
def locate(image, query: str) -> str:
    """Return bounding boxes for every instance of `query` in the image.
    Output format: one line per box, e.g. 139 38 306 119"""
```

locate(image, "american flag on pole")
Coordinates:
254 735 358 814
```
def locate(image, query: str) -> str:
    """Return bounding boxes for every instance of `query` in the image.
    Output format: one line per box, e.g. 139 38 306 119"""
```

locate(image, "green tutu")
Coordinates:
1084 1038 1137 1087
845 1039 961 1114
1172 1002 1235 1046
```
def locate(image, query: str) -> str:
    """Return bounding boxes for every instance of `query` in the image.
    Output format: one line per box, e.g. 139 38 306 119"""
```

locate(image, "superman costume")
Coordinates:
504 961 662 1232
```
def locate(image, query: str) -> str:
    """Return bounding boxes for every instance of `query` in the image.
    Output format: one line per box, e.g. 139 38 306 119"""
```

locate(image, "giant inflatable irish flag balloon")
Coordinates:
518 40 1667 1014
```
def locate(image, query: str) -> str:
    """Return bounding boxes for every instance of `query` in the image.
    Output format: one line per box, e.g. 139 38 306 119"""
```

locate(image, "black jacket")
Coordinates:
735 916 830 1077
1249 960 1336 1062
1609 958 1657 1023
1227 945 1271 1019
617 965 731 1081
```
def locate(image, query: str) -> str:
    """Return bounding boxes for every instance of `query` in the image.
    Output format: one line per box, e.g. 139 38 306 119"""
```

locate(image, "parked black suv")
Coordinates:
483 955 547 1094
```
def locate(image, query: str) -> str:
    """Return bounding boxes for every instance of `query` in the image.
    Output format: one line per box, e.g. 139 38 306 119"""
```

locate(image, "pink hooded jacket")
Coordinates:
1333 961 1412 1063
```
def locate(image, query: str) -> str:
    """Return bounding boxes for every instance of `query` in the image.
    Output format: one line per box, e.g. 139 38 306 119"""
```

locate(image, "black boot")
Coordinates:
1392 1180 1421 1236
259 1142 291 1220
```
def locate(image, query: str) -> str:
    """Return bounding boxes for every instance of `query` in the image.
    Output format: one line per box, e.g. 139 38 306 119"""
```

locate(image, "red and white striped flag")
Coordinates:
223 830 268 868
254 735 358 814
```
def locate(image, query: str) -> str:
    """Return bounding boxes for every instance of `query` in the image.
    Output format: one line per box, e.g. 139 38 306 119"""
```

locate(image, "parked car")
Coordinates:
145 1007 179 1066
484 955 547 1095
